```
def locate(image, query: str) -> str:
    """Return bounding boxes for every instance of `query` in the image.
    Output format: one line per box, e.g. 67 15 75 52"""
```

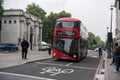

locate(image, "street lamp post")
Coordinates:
107 27 109 33
110 5 113 48
106 27 109 48
107 5 114 58
110 5 113 33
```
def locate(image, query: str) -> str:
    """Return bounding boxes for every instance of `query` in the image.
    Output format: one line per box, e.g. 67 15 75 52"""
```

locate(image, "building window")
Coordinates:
9 20 12 24
14 20 16 24
4 20 7 24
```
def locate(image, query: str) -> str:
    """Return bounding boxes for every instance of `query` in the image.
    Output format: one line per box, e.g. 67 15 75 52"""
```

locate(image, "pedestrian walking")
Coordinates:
48 47 51 55
112 43 120 72
48 40 53 56
21 38 29 59
48 45 51 55
98 47 102 58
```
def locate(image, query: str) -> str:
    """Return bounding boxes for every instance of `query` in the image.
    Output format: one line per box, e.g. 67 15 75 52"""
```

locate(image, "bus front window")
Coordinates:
55 22 80 28
53 38 78 55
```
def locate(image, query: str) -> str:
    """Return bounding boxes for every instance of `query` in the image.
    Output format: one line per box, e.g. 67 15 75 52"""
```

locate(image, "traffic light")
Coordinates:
119 0 120 10
90 41 93 46
93 39 97 45
0 20 1 30
107 32 112 42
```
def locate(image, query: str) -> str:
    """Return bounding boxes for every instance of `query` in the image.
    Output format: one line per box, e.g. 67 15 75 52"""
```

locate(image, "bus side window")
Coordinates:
80 39 83 47
80 39 82 44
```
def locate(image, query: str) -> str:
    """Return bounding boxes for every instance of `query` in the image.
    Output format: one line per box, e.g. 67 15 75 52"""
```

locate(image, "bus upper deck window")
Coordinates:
56 22 62 28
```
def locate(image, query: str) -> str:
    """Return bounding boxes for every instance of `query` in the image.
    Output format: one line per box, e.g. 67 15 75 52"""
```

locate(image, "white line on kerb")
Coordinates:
0 71 56 80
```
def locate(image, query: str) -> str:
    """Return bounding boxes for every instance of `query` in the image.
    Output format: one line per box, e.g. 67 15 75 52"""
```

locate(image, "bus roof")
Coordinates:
57 17 81 22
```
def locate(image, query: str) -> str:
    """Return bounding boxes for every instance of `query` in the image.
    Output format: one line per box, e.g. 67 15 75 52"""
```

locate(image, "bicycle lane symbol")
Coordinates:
40 67 74 76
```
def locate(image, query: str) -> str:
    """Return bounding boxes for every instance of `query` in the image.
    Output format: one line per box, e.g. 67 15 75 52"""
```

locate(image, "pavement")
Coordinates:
0 50 119 80
89 51 120 80
0 50 51 68
105 53 120 80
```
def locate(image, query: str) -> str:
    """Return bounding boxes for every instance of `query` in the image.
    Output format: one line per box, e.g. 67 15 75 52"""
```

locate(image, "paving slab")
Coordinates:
0 51 51 68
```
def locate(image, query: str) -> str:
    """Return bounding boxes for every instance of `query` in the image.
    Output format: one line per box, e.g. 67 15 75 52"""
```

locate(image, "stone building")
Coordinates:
1 9 42 50
115 0 120 40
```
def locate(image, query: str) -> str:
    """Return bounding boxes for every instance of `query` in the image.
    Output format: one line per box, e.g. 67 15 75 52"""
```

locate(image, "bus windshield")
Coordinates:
53 38 78 55
55 22 80 28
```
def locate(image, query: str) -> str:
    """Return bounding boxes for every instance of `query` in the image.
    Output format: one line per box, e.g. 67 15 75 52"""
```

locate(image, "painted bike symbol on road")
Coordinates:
40 67 74 76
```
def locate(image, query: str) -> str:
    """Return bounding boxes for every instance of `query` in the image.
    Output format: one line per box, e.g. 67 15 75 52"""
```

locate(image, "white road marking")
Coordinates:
0 71 56 80
35 62 96 70
35 62 63 67
65 63 73 66
40 67 74 76
95 74 104 80
92 56 98 58
70 65 96 70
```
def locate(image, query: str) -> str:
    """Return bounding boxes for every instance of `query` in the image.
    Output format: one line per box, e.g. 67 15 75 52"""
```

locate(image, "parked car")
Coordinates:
39 45 49 51
0 43 19 52
39 41 50 51
94 48 98 52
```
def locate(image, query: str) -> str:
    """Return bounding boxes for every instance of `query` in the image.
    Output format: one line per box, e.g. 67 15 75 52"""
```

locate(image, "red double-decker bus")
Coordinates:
52 17 88 61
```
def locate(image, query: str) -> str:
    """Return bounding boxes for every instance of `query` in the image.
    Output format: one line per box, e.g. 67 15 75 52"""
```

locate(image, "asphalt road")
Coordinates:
0 51 101 80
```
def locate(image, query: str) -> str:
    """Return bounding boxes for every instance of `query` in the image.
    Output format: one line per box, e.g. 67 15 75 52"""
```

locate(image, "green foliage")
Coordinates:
26 3 46 20
87 32 105 50
42 17 53 43
0 0 4 18
88 32 95 41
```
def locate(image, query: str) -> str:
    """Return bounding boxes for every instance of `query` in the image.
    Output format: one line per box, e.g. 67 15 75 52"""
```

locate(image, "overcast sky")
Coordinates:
3 0 115 41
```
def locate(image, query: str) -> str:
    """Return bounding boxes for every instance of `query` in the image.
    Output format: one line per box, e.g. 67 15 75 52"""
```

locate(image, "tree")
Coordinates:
26 3 46 20
42 17 53 43
88 32 95 39
0 0 4 18
93 39 97 45
0 0 3 43
87 32 95 49
87 32 105 49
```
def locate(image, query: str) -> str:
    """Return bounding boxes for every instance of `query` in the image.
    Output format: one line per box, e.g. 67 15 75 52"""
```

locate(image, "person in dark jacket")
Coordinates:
48 45 51 55
98 47 102 58
113 43 120 72
21 38 29 59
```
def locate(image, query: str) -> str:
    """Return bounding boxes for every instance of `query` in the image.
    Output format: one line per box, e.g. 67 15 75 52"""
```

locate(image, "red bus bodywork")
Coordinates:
52 17 88 61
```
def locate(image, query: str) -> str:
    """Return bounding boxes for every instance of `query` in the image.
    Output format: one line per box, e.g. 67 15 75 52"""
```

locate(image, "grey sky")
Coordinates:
3 0 115 41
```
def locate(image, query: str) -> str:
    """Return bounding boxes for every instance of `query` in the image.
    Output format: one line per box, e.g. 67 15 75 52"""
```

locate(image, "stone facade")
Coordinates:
115 0 120 40
1 9 42 50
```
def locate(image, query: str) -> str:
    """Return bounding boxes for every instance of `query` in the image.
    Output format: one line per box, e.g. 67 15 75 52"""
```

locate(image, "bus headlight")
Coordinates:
73 54 77 58
53 53 56 56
